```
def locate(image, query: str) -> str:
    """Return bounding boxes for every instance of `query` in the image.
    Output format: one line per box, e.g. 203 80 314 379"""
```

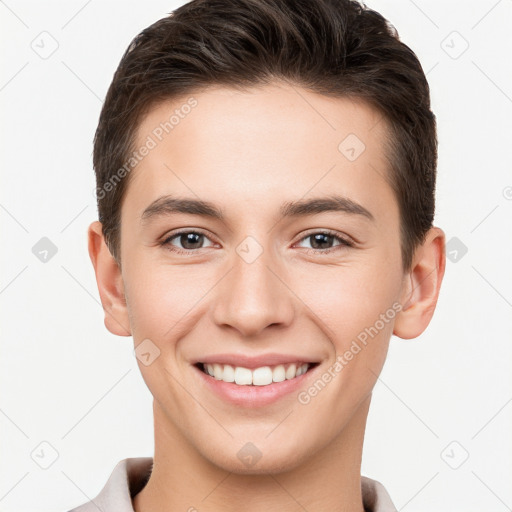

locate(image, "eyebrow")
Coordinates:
141 194 375 224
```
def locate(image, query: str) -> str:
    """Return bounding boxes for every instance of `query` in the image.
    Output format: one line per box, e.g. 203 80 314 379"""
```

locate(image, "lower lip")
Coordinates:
193 364 318 407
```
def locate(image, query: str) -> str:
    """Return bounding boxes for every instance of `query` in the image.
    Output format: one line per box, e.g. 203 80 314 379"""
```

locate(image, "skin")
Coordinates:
88 82 445 512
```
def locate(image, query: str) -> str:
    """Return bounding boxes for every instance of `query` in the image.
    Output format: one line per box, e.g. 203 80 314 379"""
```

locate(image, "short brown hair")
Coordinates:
93 0 437 272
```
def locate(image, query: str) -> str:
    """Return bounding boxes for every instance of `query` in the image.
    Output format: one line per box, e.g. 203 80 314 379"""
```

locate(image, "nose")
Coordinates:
211 242 295 338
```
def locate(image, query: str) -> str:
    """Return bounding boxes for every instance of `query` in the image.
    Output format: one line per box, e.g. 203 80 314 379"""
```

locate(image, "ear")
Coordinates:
393 226 446 339
88 221 131 336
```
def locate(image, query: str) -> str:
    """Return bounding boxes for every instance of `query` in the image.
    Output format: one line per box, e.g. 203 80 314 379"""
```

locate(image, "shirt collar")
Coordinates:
68 457 397 512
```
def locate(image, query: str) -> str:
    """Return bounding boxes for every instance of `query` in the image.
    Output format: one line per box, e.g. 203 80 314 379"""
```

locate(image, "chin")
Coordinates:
197 432 316 476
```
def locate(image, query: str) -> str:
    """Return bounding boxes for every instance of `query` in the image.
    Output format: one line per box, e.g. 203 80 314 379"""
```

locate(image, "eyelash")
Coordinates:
159 229 354 256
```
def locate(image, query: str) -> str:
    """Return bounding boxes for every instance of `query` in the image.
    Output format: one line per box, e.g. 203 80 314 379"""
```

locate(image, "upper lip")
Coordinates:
194 353 320 369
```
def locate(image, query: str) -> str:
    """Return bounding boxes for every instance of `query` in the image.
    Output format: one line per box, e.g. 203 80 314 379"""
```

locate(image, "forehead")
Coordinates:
122 82 396 227
135 82 386 157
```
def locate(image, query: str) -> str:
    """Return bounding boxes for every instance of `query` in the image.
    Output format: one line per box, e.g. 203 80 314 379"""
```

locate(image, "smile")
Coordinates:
198 362 316 386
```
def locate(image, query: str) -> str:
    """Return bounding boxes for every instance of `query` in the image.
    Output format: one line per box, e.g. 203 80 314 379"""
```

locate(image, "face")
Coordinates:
116 83 409 473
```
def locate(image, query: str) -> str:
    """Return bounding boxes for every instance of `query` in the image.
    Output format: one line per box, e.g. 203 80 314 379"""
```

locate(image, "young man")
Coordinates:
70 0 445 510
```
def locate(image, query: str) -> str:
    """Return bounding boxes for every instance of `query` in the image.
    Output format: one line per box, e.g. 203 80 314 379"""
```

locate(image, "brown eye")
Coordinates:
161 230 215 254
296 231 353 254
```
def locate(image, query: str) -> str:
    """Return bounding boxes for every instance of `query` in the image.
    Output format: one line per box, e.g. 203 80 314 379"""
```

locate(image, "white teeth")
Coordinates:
222 364 235 382
202 362 311 386
272 364 286 383
285 363 296 380
234 367 252 385
213 363 223 380
252 366 273 386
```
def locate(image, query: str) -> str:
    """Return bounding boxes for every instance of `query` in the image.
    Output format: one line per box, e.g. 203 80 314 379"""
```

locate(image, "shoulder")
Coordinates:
66 457 153 512
361 475 398 512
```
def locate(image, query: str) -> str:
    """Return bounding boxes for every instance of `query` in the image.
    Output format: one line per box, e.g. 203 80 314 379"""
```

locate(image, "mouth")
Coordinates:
195 361 320 386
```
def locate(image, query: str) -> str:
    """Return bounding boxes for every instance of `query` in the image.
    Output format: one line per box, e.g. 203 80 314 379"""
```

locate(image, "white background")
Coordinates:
1 1 511 511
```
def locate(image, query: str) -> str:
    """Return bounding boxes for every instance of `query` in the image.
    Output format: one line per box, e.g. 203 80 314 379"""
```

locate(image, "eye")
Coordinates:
160 229 354 256
295 230 354 254
160 230 215 255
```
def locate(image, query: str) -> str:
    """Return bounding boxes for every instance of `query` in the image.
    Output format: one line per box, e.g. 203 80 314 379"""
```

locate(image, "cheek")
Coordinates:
293 266 399 435
124 263 208 342
295 261 400 348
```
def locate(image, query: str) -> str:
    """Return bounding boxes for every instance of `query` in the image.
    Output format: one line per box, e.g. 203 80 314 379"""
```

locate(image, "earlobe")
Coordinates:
393 227 446 340
87 221 132 336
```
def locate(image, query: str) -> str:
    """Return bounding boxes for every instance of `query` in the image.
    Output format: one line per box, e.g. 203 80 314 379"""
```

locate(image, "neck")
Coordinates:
133 395 371 512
